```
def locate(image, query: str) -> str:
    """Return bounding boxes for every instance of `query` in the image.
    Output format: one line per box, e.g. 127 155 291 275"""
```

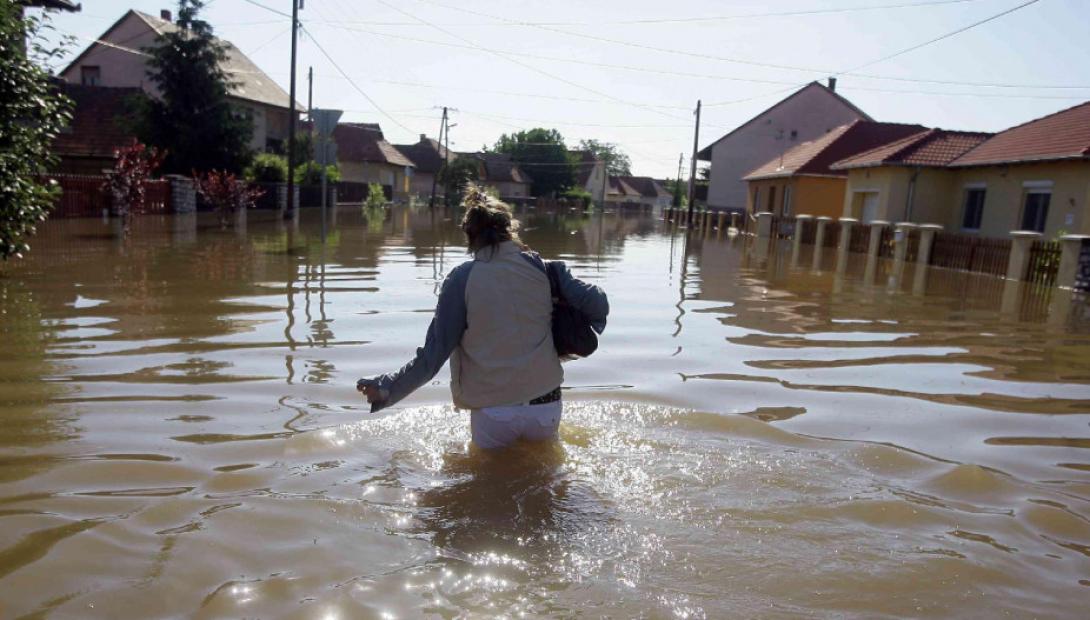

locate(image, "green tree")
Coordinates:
577 139 632 176
439 158 480 206
139 0 252 175
491 128 575 198
0 5 73 260
244 152 288 183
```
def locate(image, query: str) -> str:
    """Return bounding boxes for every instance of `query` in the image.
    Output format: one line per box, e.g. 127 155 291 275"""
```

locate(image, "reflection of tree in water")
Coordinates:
0 280 76 482
412 443 610 565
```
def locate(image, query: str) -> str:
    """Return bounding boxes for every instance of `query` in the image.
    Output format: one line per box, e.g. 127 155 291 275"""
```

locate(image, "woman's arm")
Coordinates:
360 262 474 412
551 261 609 334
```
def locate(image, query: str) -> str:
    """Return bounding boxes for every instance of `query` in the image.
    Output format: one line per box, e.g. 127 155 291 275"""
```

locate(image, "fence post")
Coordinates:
792 214 813 255
1056 235 1090 290
912 224 943 296
717 211 725 232
863 220 888 285
730 212 740 231
756 211 773 238
166 175 197 214
812 217 831 271
892 222 918 264
1006 231 1043 281
836 217 857 275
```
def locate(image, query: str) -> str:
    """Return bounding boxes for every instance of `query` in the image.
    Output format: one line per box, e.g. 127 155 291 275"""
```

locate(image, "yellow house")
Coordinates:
945 102 1090 237
743 120 924 218
830 129 992 225
333 123 415 199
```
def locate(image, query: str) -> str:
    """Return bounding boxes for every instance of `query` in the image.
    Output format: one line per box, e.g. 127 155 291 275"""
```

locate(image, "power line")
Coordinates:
300 25 418 135
239 0 292 19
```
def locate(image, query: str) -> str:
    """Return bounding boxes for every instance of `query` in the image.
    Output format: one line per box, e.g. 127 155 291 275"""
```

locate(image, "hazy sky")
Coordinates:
40 0 1090 178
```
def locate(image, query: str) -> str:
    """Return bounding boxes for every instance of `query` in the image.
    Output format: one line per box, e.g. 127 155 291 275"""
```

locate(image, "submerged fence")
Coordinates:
1026 240 1062 285
36 174 171 218
929 232 1011 277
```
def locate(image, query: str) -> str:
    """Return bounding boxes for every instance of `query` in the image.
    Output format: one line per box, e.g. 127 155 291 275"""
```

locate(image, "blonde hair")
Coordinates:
460 183 523 253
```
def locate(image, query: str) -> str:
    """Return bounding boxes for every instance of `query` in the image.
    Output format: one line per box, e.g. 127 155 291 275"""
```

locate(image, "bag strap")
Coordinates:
520 251 559 299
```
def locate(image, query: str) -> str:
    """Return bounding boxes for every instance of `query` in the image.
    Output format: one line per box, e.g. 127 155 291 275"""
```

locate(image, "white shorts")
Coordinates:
470 400 562 450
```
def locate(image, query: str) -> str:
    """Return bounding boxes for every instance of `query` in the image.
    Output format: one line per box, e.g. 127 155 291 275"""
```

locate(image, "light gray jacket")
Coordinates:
370 241 608 412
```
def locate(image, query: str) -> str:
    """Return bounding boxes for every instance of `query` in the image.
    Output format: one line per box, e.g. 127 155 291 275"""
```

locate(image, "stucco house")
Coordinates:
58 9 299 154
830 128 992 225
606 176 671 211
470 153 534 200
333 123 415 200
944 102 1090 237
743 120 926 219
697 80 871 214
394 134 453 199
569 150 607 204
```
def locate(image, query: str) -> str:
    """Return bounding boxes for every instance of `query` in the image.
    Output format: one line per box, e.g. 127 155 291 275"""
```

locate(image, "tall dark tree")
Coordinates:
139 0 252 175
577 139 632 176
491 128 575 198
0 4 73 260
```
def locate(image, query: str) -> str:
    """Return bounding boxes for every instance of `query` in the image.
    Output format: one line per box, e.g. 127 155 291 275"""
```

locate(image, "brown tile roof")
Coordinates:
832 129 992 170
52 84 143 160
950 101 1090 167
333 123 415 167
608 176 642 198
613 175 669 198
744 120 926 180
473 153 533 184
697 81 872 160
393 136 454 174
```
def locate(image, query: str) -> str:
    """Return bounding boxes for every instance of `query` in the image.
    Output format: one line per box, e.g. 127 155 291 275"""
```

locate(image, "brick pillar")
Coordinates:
1006 231 1042 281
1056 235 1090 290
167 175 196 214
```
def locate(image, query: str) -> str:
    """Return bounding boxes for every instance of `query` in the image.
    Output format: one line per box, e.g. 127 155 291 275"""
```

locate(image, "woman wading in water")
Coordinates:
357 186 609 449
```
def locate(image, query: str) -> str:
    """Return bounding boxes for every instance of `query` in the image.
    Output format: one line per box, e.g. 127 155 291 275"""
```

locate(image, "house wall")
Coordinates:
485 181 531 199
706 85 867 212
793 176 845 218
409 172 437 197
842 167 910 222
341 162 411 197
745 178 792 216
950 160 1090 237
583 161 607 203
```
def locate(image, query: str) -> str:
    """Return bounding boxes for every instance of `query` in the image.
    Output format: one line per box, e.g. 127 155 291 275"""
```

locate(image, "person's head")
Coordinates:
460 184 523 254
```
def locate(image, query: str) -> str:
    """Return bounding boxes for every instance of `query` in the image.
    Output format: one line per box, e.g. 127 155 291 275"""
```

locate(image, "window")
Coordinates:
766 185 777 213
782 185 793 216
1021 191 1050 232
752 186 760 213
80 66 101 86
961 188 986 230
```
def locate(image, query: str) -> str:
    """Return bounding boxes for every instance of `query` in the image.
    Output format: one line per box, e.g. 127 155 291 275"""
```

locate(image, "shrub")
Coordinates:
194 170 264 227
244 153 288 183
562 187 593 208
103 140 165 229
365 182 387 209
294 161 340 185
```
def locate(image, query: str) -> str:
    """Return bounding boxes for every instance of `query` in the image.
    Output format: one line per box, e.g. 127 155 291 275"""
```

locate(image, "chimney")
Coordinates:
160 9 172 21
827 77 837 92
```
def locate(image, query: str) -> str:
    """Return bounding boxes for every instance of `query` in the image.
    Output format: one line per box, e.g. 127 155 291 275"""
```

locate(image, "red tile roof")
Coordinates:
831 129 992 170
950 101 1090 167
332 123 415 167
393 136 453 174
52 84 143 160
743 120 926 180
613 175 669 198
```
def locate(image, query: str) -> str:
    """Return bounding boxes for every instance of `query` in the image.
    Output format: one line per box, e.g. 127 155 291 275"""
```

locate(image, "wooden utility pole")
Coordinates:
686 99 701 225
428 106 447 209
675 152 684 208
444 117 454 207
285 0 301 219
307 66 313 121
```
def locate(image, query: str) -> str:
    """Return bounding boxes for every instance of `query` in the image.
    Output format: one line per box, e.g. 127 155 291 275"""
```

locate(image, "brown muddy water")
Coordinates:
1 206 1089 619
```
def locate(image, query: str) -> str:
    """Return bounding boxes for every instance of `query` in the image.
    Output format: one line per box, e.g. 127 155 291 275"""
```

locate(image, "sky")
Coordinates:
36 0 1090 179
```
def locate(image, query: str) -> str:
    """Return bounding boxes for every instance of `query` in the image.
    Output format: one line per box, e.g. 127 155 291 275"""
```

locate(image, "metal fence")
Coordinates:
38 174 111 218
1026 239 1062 285
848 222 871 254
929 232 1011 277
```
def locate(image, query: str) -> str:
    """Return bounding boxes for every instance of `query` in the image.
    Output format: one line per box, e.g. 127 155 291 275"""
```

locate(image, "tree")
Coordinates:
139 0 252 176
491 128 575 198
577 139 631 176
103 140 165 229
194 170 263 227
0 4 73 260
438 158 479 206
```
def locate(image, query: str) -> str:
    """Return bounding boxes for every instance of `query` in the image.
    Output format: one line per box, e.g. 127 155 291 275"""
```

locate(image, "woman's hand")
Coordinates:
356 378 388 404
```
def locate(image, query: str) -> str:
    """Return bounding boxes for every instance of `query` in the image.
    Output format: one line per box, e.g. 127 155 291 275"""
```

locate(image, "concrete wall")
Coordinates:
486 181 531 199
705 85 866 212
745 178 792 215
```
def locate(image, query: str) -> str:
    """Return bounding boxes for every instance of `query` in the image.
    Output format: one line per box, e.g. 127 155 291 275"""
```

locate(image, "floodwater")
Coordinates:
1 206 1089 619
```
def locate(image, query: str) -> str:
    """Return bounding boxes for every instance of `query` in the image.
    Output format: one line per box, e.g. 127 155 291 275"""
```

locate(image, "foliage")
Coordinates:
244 152 288 183
0 5 73 260
439 158 480 206
365 182 386 209
139 0 252 176
664 178 687 208
293 161 340 185
562 186 593 208
103 140 165 227
577 139 631 176
194 169 263 227
490 128 575 198
697 166 711 183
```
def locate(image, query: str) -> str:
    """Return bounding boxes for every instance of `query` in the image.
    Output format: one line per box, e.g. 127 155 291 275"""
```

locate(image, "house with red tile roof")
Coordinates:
333 123 416 199
944 102 1090 237
606 176 671 211
697 80 872 214
742 120 925 219
468 153 534 200
830 128 992 226
393 135 455 199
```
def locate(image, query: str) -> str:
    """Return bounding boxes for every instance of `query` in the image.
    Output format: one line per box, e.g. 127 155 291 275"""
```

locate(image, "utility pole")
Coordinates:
307 66 313 121
686 99 701 225
285 0 301 220
444 118 455 207
428 106 447 209
675 152 684 208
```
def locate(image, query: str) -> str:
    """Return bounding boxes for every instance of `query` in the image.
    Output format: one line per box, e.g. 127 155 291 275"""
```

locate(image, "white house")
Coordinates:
697 80 870 213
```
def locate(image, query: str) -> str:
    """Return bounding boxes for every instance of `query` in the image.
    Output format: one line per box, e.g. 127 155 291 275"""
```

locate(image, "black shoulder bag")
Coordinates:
524 253 599 359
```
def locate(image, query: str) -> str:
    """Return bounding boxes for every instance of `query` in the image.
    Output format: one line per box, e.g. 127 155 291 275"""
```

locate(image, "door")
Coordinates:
861 192 879 223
